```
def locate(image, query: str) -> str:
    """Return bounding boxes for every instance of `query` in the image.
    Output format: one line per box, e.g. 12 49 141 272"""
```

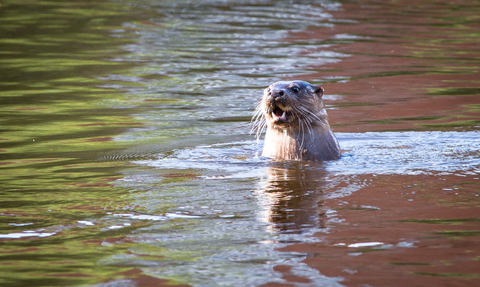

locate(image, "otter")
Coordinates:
252 80 340 161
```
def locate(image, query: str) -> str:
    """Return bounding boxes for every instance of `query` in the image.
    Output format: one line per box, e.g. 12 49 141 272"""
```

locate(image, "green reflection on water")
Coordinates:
400 218 480 225
0 0 176 286
426 87 480 96
412 272 480 278
0 230 151 286
420 120 480 129
433 231 480 237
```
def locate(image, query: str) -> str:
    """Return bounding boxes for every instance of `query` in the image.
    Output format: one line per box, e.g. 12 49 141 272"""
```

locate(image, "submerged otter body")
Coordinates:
252 81 340 161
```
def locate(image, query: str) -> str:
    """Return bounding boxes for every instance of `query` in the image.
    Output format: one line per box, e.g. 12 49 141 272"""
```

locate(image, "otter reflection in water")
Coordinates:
256 163 329 234
252 81 340 161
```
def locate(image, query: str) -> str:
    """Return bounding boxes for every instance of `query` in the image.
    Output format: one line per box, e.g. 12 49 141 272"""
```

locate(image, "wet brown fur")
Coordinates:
252 81 340 161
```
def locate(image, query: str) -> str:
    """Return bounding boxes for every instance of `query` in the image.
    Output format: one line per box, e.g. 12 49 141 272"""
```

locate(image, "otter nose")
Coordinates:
271 89 285 100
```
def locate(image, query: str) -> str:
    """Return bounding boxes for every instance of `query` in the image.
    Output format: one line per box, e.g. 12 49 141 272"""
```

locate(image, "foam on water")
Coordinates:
137 131 480 176
332 131 480 176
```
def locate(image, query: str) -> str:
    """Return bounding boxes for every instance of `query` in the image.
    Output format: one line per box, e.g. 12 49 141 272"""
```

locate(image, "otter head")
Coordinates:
260 81 325 129
252 80 339 161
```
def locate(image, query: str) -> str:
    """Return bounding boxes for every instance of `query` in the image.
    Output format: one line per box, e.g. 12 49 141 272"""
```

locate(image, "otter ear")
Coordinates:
312 85 324 98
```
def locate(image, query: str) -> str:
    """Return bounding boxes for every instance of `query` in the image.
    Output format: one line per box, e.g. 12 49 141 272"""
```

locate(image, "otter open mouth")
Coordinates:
271 106 291 123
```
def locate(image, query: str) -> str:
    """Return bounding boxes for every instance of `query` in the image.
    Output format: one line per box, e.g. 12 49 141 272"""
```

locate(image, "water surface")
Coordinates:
0 0 479 286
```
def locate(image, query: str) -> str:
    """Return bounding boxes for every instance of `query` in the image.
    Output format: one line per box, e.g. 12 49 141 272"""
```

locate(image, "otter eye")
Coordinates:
291 86 299 93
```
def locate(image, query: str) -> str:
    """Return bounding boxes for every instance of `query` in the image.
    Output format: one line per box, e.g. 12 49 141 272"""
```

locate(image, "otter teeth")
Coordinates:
272 110 287 121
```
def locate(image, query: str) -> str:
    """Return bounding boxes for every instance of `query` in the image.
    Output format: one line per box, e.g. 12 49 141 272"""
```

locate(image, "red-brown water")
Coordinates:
269 1 480 286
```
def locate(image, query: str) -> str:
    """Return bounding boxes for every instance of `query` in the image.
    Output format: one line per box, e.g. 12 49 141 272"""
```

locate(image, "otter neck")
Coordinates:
261 118 340 161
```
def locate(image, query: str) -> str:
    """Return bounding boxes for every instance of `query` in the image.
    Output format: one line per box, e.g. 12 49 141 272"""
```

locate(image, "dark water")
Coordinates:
0 0 479 286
